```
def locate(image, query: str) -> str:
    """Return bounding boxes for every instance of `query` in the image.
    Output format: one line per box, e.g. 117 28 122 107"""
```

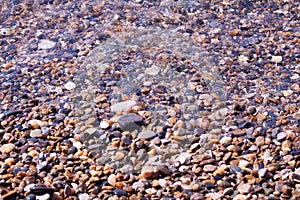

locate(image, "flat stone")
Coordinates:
145 65 160 76
0 143 16 154
203 164 217 173
233 129 245 136
141 165 155 179
191 193 204 200
132 180 145 189
30 129 42 138
271 55 282 62
28 120 44 128
175 152 192 165
282 90 293 97
38 39 56 50
259 168 267 178
158 179 167 188
100 120 110 129
277 132 287 140
233 194 248 200
117 113 143 132
114 188 127 196
64 81 76 90
219 136 232 144
111 100 136 112
108 174 116 186
211 192 223 200
156 165 171 176
78 193 89 200
238 160 250 168
237 183 252 194
138 130 157 140
255 136 265 147
36 193 50 200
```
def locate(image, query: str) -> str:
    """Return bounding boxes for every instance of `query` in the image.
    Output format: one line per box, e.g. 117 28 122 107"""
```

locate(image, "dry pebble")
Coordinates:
0 143 15 154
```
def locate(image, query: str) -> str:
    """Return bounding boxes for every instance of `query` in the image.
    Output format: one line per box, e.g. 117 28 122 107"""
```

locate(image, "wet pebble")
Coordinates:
38 39 56 50
138 130 157 140
111 100 137 112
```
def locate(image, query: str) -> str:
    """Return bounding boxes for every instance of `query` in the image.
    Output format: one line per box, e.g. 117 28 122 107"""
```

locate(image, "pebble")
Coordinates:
237 183 252 194
175 152 192 165
141 165 155 179
233 194 249 200
132 181 145 189
276 132 287 140
30 129 42 138
0 143 16 154
113 189 127 196
190 193 204 200
219 136 232 145
271 55 282 63
100 120 110 129
38 39 56 50
258 168 267 178
110 100 137 112
117 113 143 131
203 164 217 173
36 193 50 200
233 129 245 136
138 130 157 140
78 193 89 200
25 194 37 200
64 81 76 90
108 174 116 186
255 136 265 147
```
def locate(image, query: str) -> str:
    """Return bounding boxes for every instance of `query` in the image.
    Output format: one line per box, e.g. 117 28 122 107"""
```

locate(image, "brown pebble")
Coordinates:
115 182 124 188
282 185 292 195
237 183 252 194
233 129 245 136
0 143 16 154
203 165 217 173
229 29 240 36
141 166 155 179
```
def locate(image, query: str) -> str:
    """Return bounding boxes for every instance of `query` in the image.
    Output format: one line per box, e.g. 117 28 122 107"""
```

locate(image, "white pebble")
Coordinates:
78 193 90 200
38 39 56 50
64 81 76 90
271 55 282 62
30 129 42 138
36 193 50 200
100 120 110 129
110 100 136 112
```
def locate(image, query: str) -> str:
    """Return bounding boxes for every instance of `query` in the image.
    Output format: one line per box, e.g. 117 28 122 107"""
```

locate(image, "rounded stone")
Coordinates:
64 81 76 90
110 100 136 112
38 39 56 49
0 143 16 154
138 130 157 140
78 193 89 200
108 174 116 186
30 129 42 138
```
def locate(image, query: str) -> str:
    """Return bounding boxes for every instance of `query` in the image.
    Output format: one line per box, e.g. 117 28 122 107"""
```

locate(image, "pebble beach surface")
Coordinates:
0 0 300 200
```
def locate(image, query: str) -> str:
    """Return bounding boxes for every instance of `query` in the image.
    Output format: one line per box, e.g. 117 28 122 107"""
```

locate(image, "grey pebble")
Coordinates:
138 130 157 140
